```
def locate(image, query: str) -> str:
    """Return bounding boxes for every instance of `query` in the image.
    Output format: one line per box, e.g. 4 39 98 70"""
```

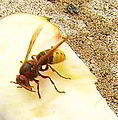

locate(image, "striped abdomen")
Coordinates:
36 49 65 65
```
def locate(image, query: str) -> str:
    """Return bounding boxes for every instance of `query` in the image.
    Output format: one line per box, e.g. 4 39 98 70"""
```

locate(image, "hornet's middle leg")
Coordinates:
38 72 65 93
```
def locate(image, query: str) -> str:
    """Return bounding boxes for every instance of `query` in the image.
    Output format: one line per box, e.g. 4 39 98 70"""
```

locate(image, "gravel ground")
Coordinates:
0 0 118 117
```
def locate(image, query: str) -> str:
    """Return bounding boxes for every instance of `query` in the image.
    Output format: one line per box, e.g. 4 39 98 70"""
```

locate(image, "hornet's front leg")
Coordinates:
10 81 36 92
33 79 41 98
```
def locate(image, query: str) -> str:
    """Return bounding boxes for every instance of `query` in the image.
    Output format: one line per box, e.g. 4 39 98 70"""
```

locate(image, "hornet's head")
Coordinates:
15 75 35 92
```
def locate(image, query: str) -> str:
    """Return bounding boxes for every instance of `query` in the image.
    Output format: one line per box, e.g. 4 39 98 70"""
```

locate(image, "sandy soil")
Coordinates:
0 0 118 117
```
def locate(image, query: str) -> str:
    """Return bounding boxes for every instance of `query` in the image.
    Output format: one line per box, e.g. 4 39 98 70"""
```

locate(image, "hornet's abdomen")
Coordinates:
52 49 65 64
36 49 66 65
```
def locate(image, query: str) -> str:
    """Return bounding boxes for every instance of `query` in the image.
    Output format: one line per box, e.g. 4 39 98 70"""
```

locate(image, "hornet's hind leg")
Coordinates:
48 65 71 79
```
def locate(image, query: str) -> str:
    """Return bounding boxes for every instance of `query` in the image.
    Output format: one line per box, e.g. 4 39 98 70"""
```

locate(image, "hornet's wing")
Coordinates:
24 26 42 63
33 36 67 69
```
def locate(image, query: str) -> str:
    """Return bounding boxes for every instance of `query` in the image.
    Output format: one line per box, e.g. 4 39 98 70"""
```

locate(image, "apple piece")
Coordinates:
0 14 117 120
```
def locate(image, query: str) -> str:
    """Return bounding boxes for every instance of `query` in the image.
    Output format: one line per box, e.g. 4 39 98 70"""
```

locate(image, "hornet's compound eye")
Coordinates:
16 75 27 84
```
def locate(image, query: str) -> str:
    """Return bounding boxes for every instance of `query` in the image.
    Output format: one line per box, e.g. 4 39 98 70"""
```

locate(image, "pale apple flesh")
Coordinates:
0 14 117 120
